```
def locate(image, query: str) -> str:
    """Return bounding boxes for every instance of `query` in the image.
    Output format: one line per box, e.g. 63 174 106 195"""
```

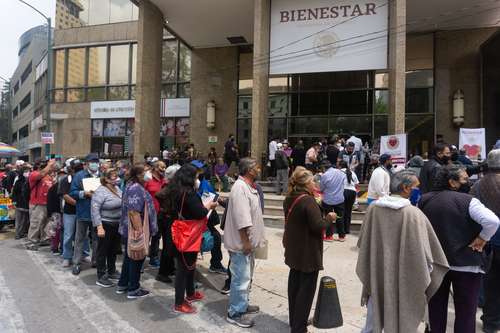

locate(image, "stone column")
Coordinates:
134 0 163 162
251 0 270 161
388 0 406 134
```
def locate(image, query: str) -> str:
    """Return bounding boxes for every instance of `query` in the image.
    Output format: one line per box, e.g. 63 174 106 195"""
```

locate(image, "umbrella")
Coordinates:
0 143 22 157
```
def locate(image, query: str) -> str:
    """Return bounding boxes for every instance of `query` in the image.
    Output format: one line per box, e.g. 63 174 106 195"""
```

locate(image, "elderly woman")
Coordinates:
283 167 336 333
419 165 500 333
91 168 122 288
116 164 158 299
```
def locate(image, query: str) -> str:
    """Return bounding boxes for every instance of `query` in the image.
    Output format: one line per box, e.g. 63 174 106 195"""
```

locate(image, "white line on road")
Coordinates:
0 269 27 333
27 250 140 333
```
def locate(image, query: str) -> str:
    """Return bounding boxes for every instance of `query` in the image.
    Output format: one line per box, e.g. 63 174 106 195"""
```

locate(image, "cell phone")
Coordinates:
212 194 219 202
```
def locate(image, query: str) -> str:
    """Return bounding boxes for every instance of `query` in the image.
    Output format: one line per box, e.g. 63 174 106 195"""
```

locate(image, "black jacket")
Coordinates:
291 147 306 167
11 175 29 210
275 150 289 170
420 157 444 194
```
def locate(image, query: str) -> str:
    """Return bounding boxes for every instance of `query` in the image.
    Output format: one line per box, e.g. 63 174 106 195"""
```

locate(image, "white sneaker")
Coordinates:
82 256 92 264
62 259 71 268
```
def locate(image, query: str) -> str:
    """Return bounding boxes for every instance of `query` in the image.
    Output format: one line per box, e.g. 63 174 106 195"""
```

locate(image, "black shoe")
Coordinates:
245 305 260 314
156 274 173 283
220 284 230 295
96 277 114 288
226 313 254 328
127 288 150 299
107 271 121 281
38 240 51 247
72 265 81 276
26 243 39 251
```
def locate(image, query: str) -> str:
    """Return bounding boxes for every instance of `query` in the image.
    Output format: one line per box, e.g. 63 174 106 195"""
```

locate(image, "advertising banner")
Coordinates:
41 132 55 144
270 0 388 75
91 100 135 119
380 134 407 169
459 128 486 161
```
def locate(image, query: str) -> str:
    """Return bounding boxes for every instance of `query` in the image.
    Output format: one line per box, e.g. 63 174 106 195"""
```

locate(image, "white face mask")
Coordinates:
195 179 201 189
23 172 30 178
144 171 153 182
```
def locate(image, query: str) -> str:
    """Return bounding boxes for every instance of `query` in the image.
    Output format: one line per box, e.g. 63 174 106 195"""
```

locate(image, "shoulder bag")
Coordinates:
127 190 150 261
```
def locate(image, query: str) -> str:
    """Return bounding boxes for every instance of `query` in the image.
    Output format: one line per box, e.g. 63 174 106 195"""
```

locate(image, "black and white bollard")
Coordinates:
313 276 343 329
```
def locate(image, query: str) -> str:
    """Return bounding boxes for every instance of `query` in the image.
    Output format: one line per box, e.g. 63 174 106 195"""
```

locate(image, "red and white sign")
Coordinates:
459 128 486 161
380 134 407 169
41 132 54 144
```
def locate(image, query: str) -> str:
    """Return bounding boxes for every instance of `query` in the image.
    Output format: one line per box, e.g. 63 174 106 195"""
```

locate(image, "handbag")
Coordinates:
127 197 150 261
171 193 208 269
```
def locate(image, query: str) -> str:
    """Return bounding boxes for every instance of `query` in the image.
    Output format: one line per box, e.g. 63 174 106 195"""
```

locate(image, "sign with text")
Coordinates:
91 100 135 119
459 128 486 161
270 0 388 75
41 132 54 144
161 98 190 117
380 134 407 169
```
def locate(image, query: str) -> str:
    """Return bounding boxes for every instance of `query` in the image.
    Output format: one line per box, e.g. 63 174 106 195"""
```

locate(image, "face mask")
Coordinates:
440 156 450 164
144 171 153 182
88 162 99 172
451 152 459 162
458 181 472 193
195 179 201 189
409 187 421 206
23 172 30 178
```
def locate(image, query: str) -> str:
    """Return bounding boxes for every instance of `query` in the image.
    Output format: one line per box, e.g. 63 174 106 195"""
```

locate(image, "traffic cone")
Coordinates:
313 276 343 329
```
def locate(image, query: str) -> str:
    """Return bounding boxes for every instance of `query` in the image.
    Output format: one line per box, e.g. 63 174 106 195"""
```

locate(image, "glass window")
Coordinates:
288 117 328 135
78 0 90 26
374 90 389 114
332 91 371 115
67 48 86 87
108 86 129 100
88 46 107 86
91 137 102 153
12 106 18 118
329 116 372 136
406 88 433 113
269 95 288 117
269 77 288 93
175 118 190 137
130 85 136 99
92 120 103 136
87 87 106 101
178 43 191 81
268 118 287 141
160 118 176 137
109 44 130 85
178 83 190 98
54 49 66 88
131 44 137 84
374 115 388 140
406 70 433 88
103 137 125 155
67 88 85 102
239 79 253 94
238 96 252 118
88 0 110 25
19 92 31 111
132 2 139 20
162 40 177 82
406 114 434 156
103 119 126 137
375 73 389 88
161 84 176 98
52 89 65 103
237 118 251 157
126 119 134 135
20 62 32 84
109 0 134 23
298 92 329 116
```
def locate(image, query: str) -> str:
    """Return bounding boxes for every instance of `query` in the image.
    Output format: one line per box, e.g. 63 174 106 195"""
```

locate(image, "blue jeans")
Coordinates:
118 238 145 294
62 214 89 260
228 251 255 317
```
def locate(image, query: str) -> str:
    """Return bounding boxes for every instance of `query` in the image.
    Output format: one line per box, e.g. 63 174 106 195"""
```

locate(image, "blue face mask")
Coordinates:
409 187 421 206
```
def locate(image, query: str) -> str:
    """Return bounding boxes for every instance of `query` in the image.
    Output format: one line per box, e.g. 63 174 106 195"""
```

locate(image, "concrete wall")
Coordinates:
435 28 498 144
190 47 238 157
51 102 91 157
54 21 137 47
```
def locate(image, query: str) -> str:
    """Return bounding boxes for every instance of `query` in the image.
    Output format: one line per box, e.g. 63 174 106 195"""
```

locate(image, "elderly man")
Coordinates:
367 153 392 204
357 170 449 333
224 158 266 328
471 149 500 333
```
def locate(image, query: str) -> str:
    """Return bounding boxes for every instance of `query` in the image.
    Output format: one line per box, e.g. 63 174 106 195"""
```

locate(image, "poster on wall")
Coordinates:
270 0 388 75
459 128 486 161
103 119 126 137
380 134 407 170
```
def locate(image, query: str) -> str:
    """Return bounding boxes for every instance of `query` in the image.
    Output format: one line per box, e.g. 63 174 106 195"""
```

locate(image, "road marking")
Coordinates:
0 269 26 333
27 250 140 333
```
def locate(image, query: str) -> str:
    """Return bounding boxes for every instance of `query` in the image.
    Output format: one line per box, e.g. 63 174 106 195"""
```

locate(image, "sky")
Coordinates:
0 0 56 82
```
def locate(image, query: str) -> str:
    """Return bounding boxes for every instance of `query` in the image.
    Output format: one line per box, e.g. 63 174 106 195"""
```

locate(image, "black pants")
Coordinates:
208 223 223 269
321 202 345 238
158 215 175 277
343 190 356 234
118 238 145 292
175 253 197 305
149 217 162 260
288 268 319 333
95 222 120 278
482 246 500 330
270 159 276 177
428 270 482 333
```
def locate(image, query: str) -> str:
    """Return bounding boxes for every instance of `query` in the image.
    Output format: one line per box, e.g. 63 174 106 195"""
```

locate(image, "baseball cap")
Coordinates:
190 160 205 169
85 153 99 162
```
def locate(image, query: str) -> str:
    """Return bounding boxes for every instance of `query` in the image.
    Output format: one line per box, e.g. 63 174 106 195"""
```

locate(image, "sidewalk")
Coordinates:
197 226 367 332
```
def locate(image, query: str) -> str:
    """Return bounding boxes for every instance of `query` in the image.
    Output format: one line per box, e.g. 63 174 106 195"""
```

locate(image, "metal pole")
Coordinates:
45 17 52 158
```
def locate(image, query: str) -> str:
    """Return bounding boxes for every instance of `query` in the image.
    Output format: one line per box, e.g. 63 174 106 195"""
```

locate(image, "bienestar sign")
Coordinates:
270 0 388 75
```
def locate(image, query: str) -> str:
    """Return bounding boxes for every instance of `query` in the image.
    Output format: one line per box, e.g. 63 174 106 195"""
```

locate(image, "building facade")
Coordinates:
47 0 499 161
10 25 50 161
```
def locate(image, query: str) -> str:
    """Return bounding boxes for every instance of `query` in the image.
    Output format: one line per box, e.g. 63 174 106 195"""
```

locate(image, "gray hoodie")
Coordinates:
91 185 122 227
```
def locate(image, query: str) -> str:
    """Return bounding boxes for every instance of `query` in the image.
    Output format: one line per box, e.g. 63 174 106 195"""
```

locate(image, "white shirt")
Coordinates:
367 166 390 199
269 140 278 160
162 150 169 160
341 168 359 192
347 136 363 152
450 197 500 273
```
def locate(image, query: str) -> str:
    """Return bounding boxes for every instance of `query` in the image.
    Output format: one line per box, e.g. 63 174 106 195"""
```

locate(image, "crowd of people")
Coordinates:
0 136 499 333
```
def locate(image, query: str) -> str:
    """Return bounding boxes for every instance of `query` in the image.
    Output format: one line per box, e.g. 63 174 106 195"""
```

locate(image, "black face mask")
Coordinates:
458 181 472 193
451 152 459 162
439 155 450 164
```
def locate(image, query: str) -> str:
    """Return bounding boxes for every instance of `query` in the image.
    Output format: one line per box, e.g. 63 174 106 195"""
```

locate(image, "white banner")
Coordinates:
91 100 135 119
161 98 190 117
380 134 407 169
459 128 486 161
270 0 388 75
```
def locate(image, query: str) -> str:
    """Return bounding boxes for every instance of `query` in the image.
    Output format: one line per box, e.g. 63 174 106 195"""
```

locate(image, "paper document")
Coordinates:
201 192 218 218
82 177 101 192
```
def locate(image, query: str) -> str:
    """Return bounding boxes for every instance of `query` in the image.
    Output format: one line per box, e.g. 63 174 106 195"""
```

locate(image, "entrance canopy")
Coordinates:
149 0 500 48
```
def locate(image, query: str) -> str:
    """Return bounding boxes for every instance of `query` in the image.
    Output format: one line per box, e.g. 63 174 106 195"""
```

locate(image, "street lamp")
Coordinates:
17 0 52 158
